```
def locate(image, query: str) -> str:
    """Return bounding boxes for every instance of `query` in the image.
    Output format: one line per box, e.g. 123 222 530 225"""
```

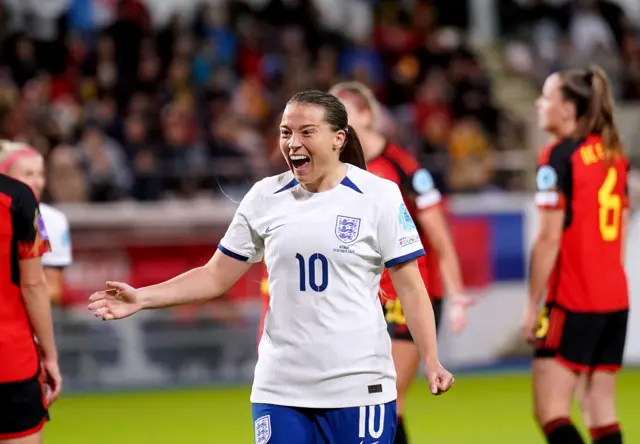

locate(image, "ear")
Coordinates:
333 129 347 151
363 108 375 128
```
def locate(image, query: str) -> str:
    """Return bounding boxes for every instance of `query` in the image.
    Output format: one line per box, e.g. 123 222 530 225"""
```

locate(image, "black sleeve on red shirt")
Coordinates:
535 139 581 209
12 182 50 260
381 154 442 211
404 167 442 211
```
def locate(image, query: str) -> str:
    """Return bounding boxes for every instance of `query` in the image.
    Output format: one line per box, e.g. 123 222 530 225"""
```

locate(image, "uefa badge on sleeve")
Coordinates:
412 168 434 194
536 165 558 191
398 204 417 231
254 415 272 444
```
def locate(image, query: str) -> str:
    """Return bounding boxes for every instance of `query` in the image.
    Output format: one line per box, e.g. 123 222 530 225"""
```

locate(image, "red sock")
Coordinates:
590 423 622 444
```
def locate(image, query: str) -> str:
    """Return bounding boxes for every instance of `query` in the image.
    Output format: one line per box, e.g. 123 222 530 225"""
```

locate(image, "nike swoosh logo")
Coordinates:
265 224 284 234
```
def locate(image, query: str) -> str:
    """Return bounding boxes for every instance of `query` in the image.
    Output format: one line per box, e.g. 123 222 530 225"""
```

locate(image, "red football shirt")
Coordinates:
367 142 443 300
535 135 629 312
0 174 51 382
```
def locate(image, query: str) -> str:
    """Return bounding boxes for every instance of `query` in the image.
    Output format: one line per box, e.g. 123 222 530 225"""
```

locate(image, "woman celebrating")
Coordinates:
89 90 454 444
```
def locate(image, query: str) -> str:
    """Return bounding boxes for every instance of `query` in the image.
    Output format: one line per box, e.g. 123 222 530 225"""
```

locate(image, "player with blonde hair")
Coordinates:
0 141 73 304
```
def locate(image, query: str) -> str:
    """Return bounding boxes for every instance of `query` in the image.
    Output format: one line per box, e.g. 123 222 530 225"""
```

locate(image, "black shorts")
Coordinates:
383 297 443 341
0 370 48 439
534 303 628 373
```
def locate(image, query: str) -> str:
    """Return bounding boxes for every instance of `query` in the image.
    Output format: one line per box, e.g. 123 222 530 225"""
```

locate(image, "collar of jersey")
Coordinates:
274 172 363 194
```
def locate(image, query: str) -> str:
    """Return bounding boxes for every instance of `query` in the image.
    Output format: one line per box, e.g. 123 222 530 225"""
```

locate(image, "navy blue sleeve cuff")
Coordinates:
217 244 249 262
384 249 426 269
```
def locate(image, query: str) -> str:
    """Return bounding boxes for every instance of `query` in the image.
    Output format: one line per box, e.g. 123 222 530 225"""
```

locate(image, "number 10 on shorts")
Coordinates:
358 404 385 440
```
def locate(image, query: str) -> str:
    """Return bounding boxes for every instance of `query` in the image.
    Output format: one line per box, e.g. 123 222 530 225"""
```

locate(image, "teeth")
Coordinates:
290 155 309 161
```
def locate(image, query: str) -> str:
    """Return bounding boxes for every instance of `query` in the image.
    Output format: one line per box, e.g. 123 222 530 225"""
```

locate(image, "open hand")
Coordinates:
88 281 142 321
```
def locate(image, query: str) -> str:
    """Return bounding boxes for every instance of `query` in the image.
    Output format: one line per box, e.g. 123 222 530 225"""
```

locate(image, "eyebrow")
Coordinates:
279 124 319 130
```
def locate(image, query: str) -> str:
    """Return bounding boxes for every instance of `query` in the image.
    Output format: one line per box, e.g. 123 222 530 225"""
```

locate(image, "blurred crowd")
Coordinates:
501 0 640 99
3 0 621 203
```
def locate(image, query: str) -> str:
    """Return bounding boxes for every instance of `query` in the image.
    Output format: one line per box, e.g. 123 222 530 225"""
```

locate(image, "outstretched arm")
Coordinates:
89 250 252 320
138 250 252 309
91 181 266 320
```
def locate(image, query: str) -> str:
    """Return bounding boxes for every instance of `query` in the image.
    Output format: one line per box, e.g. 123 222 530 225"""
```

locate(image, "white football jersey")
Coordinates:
39 203 72 268
219 165 425 408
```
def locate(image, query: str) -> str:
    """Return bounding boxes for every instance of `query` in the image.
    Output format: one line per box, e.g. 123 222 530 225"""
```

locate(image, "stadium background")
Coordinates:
1 0 639 442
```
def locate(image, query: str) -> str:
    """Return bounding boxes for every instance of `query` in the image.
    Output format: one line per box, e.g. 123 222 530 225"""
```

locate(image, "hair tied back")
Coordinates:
585 69 595 86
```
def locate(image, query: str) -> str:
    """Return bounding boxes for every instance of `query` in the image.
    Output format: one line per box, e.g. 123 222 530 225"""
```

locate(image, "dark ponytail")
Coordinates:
288 90 367 170
339 125 366 169
560 65 624 159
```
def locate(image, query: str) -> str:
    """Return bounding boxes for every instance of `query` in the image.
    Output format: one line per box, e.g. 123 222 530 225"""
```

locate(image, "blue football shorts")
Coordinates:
252 401 397 444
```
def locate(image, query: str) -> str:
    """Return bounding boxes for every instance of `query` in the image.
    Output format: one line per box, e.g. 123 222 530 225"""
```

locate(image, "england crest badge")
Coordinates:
255 415 272 444
335 215 361 244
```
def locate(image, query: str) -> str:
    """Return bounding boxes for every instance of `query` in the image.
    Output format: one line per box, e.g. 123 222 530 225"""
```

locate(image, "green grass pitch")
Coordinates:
45 370 640 443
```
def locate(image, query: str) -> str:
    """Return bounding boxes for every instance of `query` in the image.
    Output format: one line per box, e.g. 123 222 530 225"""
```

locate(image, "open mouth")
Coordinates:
290 154 311 171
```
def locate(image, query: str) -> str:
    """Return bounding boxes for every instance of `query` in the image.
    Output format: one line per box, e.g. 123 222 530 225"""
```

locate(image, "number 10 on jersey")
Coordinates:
295 253 329 292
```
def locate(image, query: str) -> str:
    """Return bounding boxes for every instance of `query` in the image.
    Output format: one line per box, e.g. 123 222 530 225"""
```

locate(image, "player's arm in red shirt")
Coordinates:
524 142 573 341
410 169 466 302
14 183 61 403
408 168 472 333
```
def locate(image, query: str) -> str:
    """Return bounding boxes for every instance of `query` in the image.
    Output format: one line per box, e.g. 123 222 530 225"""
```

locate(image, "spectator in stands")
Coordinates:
77 122 132 201
0 0 537 202
46 145 87 202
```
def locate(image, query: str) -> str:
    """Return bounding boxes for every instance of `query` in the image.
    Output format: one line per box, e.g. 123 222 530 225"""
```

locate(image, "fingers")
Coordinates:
47 376 62 405
94 307 114 321
437 372 455 392
88 299 115 320
44 367 62 406
525 331 536 345
522 322 536 344
87 299 108 311
106 281 129 292
428 374 441 395
428 371 455 395
88 290 109 302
